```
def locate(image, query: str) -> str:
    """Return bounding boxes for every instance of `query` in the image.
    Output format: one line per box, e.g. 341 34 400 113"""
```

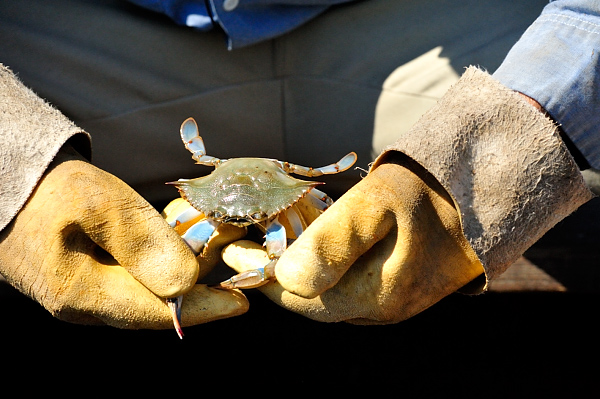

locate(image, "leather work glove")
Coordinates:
223 156 484 324
0 145 248 329
223 67 593 324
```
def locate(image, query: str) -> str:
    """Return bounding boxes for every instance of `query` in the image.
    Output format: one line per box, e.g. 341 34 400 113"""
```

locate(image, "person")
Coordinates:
0 0 597 329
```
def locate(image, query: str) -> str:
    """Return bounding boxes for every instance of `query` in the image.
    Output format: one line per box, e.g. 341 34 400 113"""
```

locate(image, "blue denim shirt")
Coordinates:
128 0 355 49
494 0 600 169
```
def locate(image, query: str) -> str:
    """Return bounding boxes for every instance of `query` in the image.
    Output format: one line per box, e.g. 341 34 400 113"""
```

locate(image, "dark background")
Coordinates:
2 198 598 397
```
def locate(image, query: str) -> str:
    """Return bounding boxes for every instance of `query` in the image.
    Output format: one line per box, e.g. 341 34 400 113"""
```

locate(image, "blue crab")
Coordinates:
164 117 357 337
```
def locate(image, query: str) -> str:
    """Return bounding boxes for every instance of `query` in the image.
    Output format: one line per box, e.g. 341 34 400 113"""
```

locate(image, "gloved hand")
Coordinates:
223 67 593 324
223 156 484 324
0 145 248 329
161 196 248 277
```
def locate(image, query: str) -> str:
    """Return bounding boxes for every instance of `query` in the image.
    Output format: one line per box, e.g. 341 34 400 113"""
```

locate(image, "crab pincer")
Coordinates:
166 296 184 339
218 259 278 289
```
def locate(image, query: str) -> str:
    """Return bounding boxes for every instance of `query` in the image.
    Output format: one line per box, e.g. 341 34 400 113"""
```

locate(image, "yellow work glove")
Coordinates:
0 146 248 329
223 155 484 324
223 68 593 324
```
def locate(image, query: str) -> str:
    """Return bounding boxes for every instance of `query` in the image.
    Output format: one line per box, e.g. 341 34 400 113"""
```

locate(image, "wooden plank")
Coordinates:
488 256 567 292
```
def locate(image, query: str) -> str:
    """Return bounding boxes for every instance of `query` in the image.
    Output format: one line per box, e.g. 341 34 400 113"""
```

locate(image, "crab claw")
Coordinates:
217 259 277 290
166 296 184 339
180 117 223 166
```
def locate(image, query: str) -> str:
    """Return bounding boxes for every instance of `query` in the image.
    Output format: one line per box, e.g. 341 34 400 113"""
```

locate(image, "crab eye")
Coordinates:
251 212 267 221
209 211 223 219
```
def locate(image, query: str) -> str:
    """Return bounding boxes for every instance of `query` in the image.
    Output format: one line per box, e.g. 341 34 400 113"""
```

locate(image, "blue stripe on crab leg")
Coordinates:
265 216 287 259
181 218 220 255
217 217 284 290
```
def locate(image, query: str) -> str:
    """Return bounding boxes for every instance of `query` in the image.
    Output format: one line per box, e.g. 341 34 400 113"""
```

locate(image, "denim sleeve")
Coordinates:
127 0 356 49
493 0 600 169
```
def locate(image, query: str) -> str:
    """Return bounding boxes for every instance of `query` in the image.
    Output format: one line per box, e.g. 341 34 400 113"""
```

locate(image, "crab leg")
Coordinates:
218 217 285 289
165 218 219 339
279 151 357 177
180 117 223 167
217 259 277 290
284 207 304 238
167 295 184 339
180 218 220 255
264 217 287 259
299 188 333 213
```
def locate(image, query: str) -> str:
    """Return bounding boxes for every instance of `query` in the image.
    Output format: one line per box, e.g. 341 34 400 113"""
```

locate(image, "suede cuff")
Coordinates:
373 67 594 288
0 64 90 232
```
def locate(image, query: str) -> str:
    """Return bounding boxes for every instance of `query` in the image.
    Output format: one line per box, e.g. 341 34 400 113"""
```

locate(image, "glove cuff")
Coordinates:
373 67 594 289
0 64 90 232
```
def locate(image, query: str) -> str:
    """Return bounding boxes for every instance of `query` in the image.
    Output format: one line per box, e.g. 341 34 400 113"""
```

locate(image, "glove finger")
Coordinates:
162 198 247 280
55 258 248 329
222 240 391 323
196 223 247 280
65 160 200 298
221 240 327 318
180 284 249 327
275 174 396 299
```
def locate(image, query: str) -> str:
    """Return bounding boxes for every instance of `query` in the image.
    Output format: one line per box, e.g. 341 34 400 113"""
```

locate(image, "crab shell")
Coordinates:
169 157 323 228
